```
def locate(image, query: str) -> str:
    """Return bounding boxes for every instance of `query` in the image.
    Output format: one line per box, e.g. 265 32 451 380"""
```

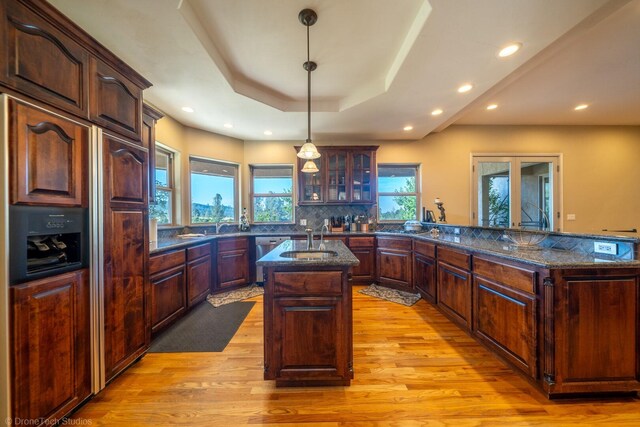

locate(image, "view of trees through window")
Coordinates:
150 148 173 224
252 166 293 223
190 158 238 223
378 165 419 221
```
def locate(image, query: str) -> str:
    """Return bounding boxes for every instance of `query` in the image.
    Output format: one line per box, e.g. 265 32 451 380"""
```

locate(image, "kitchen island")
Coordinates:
257 239 359 386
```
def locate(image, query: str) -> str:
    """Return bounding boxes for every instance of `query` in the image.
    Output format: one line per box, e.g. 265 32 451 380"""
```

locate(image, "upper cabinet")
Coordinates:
9 99 88 207
0 0 89 117
296 145 378 205
142 104 164 204
90 58 143 141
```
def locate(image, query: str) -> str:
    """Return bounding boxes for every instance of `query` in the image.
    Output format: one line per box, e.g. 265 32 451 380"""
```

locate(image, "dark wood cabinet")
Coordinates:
90 58 143 141
10 269 90 423
9 99 87 207
296 146 378 205
216 237 250 291
413 241 437 303
472 256 538 378
544 268 640 396
437 247 472 330
102 132 148 382
264 269 353 386
376 236 413 292
348 236 375 284
186 243 212 307
0 0 89 116
149 249 186 336
142 104 163 204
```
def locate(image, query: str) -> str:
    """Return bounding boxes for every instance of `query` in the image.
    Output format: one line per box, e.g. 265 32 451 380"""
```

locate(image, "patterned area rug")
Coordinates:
358 284 421 307
207 284 264 307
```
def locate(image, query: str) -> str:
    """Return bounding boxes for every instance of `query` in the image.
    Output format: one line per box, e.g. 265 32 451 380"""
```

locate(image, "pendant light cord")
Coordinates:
306 24 311 143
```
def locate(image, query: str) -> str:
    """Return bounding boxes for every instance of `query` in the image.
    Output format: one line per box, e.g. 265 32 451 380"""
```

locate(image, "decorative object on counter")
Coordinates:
296 8 322 167
358 284 421 307
149 301 255 353
434 197 446 223
207 284 264 307
424 209 436 223
149 217 158 243
430 227 440 238
503 202 550 249
239 207 250 231
404 220 423 232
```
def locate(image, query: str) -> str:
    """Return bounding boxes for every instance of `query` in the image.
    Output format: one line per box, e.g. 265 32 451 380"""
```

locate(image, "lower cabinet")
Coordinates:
10 269 91 422
376 236 413 292
436 247 472 330
413 240 437 302
149 249 187 336
186 243 212 307
216 237 250 291
347 236 375 284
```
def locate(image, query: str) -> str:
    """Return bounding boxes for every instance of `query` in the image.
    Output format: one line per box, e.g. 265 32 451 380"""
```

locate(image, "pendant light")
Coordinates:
297 8 321 169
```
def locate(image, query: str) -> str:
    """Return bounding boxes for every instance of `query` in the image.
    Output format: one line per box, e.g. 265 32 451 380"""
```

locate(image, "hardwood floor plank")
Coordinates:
70 287 639 425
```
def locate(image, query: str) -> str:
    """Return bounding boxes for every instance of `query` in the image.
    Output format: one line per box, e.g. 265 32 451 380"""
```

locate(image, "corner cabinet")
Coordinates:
376 236 413 292
215 237 250 292
296 145 378 205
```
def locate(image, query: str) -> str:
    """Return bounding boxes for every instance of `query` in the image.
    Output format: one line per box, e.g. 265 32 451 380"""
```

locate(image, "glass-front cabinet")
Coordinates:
296 146 378 205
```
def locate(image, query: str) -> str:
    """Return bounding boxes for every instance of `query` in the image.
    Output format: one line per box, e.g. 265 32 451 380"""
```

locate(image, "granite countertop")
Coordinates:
150 230 640 269
398 232 640 269
256 239 360 267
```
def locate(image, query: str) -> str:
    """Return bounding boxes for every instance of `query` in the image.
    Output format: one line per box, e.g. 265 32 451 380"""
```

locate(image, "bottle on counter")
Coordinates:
239 207 250 231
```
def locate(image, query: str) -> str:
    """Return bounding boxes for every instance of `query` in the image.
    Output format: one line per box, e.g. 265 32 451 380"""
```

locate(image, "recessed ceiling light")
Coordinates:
403 125 413 131
498 43 522 58
181 106 194 113
223 123 233 128
574 104 589 111
486 104 498 110
457 84 473 93
264 130 273 135
431 108 443 116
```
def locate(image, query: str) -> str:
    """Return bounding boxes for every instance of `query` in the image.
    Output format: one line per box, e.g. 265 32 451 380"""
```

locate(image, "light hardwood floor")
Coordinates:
72 286 640 426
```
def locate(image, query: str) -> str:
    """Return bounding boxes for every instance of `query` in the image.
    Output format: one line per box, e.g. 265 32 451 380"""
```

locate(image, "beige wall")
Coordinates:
156 117 640 233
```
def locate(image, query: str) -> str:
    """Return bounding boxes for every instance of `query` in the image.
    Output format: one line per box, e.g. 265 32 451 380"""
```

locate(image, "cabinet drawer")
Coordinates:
348 236 374 248
217 237 248 252
149 249 185 274
438 247 471 271
187 243 211 261
413 240 436 258
273 271 343 295
376 236 412 251
325 236 347 243
474 257 536 294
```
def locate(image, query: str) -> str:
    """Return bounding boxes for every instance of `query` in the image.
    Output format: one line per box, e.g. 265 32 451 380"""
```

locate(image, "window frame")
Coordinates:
151 144 176 226
189 156 240 225
250 164 295 224
377 163 421 223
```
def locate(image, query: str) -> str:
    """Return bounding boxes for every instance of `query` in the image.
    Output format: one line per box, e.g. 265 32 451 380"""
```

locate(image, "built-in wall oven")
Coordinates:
9 205 88 285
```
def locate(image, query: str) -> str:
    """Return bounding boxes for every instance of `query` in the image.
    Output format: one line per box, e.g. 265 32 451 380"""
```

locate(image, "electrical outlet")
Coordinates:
324 218 329 226
567 213 576 220
594 242 617 255
454 227 461 235
300 219 307 226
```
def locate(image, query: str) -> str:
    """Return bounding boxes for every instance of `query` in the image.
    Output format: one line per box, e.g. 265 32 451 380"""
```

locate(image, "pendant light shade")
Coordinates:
301 159 319 174
297 8 321 171
297 141 321 159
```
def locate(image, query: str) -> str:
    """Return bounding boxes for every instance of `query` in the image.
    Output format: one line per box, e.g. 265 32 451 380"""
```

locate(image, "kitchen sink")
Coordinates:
280 250 338 259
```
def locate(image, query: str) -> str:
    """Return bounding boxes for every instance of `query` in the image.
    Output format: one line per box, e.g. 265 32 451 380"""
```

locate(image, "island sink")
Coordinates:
280 250 338 259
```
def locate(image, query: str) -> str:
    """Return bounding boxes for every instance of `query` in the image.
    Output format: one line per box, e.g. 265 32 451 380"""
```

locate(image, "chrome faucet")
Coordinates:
216 222 223 234
305 228 314 250
319 224 329 250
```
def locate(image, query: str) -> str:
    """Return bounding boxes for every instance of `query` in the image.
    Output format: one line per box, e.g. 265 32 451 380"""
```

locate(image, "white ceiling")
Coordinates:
49 0 640 141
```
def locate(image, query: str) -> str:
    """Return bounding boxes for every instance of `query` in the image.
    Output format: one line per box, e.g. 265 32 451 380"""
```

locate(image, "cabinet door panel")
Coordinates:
90 58 142 141
350 247 375 283
150 265 186 335
474 277 537 378
103 134 147 205
103 208 147 380
437 262 471 329
187 255 211 307
376 248 412 291
1 1 89 115
217 249 249 289
10 100 87 206
414 254 437 303
10 270 90 422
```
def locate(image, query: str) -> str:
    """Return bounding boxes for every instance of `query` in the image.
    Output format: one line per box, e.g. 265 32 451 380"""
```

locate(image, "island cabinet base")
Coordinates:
263 267 353 387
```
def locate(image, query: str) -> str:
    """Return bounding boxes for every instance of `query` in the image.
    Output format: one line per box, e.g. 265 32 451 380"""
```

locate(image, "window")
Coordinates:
378 164 420 221
251 165 294 223
150 146 175 225
190 157 238 223
472 155 560 230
